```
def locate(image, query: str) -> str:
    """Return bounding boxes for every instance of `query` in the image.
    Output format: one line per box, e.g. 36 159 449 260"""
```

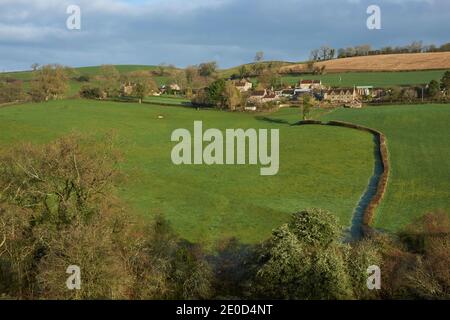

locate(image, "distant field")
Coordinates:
0 65 171 96
0 99 374 246
277 70 447 87
281 52 450 73
143 95 192 106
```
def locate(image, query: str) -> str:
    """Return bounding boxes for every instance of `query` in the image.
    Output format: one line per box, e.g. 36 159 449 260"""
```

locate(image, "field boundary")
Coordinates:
295 120 390 238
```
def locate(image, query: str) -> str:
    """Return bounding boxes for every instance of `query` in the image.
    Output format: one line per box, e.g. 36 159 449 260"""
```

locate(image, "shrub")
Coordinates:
80 85 103 99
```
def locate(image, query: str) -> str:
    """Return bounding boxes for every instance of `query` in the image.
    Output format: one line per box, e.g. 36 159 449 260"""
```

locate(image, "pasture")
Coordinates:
278 70 447 88
244 104 450 232
0 99 374 246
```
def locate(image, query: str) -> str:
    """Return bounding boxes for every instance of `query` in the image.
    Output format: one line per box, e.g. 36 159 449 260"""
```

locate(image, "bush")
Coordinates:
80 85 103 99
0 134 213 300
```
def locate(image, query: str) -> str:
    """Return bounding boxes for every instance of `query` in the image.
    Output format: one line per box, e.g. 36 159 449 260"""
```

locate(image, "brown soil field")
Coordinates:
280 52 450 73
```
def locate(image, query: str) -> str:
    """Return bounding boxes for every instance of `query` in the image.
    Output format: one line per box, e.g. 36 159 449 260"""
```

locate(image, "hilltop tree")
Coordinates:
31 63 40 72
198 61 218 77
29 64 69 102
310 49 320 61
254 51 264 63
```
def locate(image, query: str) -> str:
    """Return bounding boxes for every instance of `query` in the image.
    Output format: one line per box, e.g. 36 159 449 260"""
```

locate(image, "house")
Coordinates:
160 84 181 94
347 99 363 109
244 105 257 111
280 89 295 99
299 80 322 90
293 88 312 97
235 79 253 92
247 90 267 104
323 87 360 104
121 82 134 96
169 83 181 91
356 86 374 96
261 92 279 103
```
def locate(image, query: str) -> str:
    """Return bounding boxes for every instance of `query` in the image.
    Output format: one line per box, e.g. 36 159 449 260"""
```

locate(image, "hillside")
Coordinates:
280 52 450 73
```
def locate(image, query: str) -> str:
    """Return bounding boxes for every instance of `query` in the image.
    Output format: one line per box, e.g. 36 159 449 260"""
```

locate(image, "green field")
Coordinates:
1 100 448 244
1 65 171 98
0 100 374 246
321 105 450 231
143 95 192 106
278 70 447 88
265 105 450 231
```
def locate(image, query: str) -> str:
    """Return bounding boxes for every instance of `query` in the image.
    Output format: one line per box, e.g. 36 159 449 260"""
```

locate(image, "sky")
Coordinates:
0 0 449 71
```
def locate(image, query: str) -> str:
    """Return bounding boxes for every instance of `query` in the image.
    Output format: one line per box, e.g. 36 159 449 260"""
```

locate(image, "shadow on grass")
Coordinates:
346 135 384 242
206 238 259 299
254 116 292 125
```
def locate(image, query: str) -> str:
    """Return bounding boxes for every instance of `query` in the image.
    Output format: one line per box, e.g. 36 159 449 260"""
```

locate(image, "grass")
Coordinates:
143 95 192 106
0 99 374 247
278 70 447 88
319 105 450 232
0 65 172 97
249 104 450 232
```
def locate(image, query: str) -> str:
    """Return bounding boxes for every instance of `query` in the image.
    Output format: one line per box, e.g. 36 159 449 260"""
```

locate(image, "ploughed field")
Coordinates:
0 99 374 246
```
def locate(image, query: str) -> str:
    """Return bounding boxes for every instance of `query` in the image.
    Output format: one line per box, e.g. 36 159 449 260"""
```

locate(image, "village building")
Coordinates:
247 89 267 104
235 79 253 92
280 89 295 99
261 92 279 103
294 88 312 97
323 87 361 106
356 86 374 96
298 80 322 90
160 84 181 94
244 105 257 111
121 82 134 96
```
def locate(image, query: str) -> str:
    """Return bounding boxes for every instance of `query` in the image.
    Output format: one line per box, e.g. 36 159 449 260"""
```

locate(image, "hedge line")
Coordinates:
296 120 390 237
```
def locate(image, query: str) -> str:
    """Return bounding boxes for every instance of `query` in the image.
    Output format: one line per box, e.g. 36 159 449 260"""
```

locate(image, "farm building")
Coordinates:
299 80 322 89
356 86 374 96
261 92 279 103
280 89 295 99
247 90 280 104
235 79 253 92
247 90 267 104
323 87 360 104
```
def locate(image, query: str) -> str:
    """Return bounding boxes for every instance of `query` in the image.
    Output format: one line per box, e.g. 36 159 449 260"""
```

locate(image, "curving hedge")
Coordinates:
296 120 390 237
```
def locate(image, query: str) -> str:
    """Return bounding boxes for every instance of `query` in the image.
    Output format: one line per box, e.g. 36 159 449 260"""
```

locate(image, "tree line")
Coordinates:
0 135 449 300
308 41 450 61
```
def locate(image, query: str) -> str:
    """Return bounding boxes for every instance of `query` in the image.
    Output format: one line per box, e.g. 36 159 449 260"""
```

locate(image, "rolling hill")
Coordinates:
280 52 450 73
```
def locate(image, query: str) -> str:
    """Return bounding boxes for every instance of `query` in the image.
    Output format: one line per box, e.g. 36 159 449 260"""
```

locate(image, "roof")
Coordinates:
236 80 251 86
251 90 266 97
300 80 321 84
325 88 355 94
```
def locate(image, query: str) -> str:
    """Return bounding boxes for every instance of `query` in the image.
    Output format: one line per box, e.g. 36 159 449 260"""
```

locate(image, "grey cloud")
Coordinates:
0 0 448 71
